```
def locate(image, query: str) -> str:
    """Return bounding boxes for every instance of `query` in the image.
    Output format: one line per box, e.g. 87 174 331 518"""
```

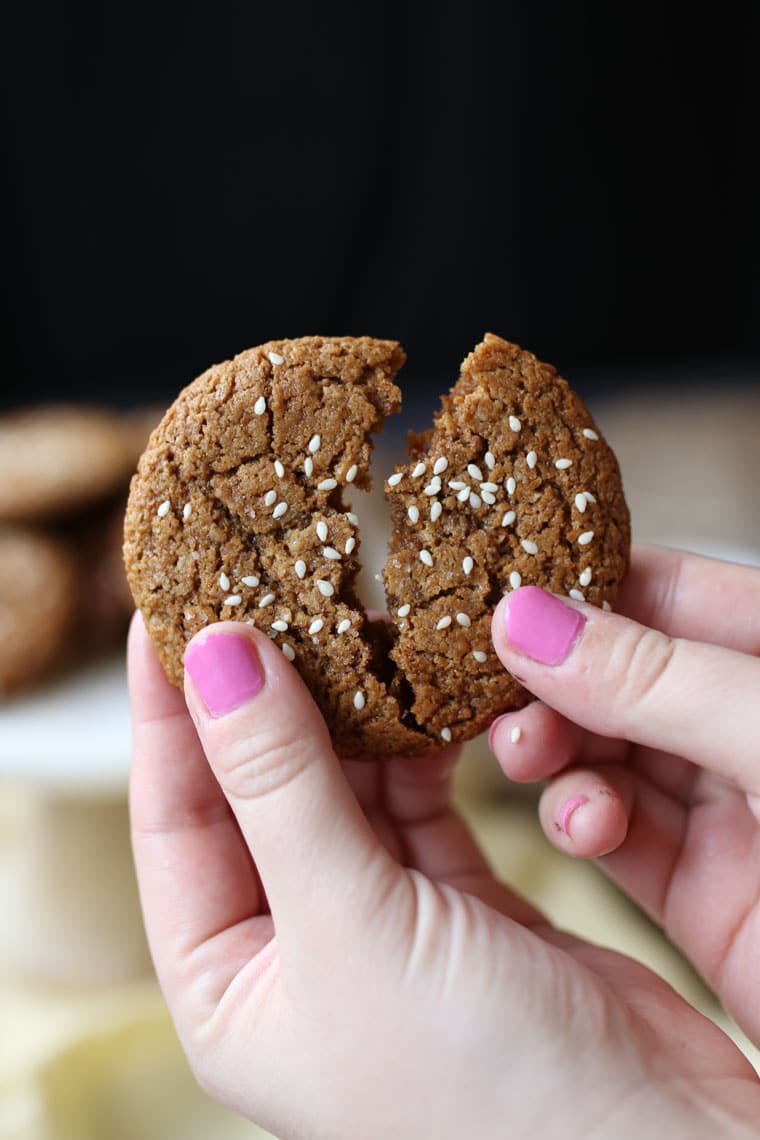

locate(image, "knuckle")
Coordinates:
214 723 315 802
611 624 677 716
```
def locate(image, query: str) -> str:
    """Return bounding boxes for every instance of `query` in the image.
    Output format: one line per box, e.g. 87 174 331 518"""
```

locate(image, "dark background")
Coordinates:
4 1 758 416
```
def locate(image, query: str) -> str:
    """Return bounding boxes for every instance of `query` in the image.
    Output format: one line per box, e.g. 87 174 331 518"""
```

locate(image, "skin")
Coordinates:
128 545 760 1140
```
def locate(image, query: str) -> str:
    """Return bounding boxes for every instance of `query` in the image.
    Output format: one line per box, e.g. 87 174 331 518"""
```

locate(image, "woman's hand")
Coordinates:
128 605 760 1140
490 545 760 1047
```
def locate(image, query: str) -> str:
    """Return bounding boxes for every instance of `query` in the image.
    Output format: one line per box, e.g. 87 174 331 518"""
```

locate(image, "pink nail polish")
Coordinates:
559 794 589 836
488 714 508 753
184 632 264 718
505 586 585 665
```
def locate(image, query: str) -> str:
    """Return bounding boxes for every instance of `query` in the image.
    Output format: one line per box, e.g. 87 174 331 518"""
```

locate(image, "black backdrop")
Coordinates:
4 0 758 412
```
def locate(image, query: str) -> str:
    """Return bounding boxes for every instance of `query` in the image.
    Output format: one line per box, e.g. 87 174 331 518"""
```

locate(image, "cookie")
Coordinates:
124 334 630 756
0 526 79 695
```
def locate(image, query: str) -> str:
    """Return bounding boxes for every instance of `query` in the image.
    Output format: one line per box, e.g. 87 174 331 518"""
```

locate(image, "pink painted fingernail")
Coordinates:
488 714 509 753
184 632 264 718
559 794 589 837
505 586 585 665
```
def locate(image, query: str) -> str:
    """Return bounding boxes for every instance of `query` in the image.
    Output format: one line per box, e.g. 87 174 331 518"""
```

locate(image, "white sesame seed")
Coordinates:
462 556 474 575
521 539 539 555
578 531 594 546
469 492 482 509
436 615 452 630
224 594 242 607
304 456 314 477
583 491 597 504
316 579 334 597
485 451 496 469
259 593 275 607
509 415 521 432
423 480 441 496
271 619 289 632
506 476 516 495
511 726 522 744
308 618 324 635
156 499 171 518
274 459 285 479
268 351 284 365
412 461 427 478
569 589 585 602
457 487 471 502
346 464 358 483
219 572 231 591
555 458 573 470
583 428 599 440
575 493 588 513
308 434 321 454
408 505 420 524
354 691 366 710
472 650 487 664
254 396 267 415
397 603 411 617
448 480 467 491
323 547 341 560
509 570 522 590
294 560 306 579
387 472 403 486
345 537 356 554
501 510 516 527
420 549 433 567
282 643 295 661
337 619 351 634
346 512 359 525
602 600 612 611
264 489 277 506
456 613 471 628
273 501 288 519
430 501 442 522
318 478 337 491
316 521 328 542
579 568 592 587
467 463 483 481
481 491 496 505
480 482 499 493
433 456 448 474
526 450 537 469
441 727 452 743
241 575 260 588
182 503 192 521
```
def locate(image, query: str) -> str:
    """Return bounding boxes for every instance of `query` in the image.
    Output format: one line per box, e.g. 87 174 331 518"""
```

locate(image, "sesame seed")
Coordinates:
430 501 442 522
509 415 521 432
224 594 242 607
456 613 471 627
569 589 585 602
583 428 599 440
294 560 306 579
509 570 522 589
397 603 411 617
457 487 471 502
308 618 324 635
271 619 289 632
308 434 321 454
469 492 482 509
259 593 275 607
156 500 171 518
521 539 539 555
241 575 260 587
273 501 288 519
274 459 285 479
441 727 452 742
481 491 496 505
411 461 427 478
501 510 516 527
254 396 267 415
583 491 597 504
304 456 314 477
388 472 403 486
467 463 483 481
436 616 452 630
264 489 277 506
346 464 358 483
282 643 295 661
182 503 192 521
423 479 441 496
337 619 351 634
578 531 594 546
506 476 516 495
420 549 433 567
433 456 448 475
408 505 420 524
472 650 487 663
323 547 341 560
579 568 592 587
345 537 356 554
555 458 573 470
575 493 588 513
485 451 496 470
346 512 359 525
316 521 328 541
462 556 474 575
219 572 231 591
316 579 334 597
526 450 537 469
268 351 284 365
354 691 366 710
480 482 499 493
511 726 522 744
602 600 612 611
448 480 467 491
318 478 337 491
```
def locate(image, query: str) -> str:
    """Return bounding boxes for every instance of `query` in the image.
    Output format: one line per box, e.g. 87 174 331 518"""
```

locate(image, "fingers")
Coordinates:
491 586 760 793
182 622 387 943
488 701 625 784
537 765 634 858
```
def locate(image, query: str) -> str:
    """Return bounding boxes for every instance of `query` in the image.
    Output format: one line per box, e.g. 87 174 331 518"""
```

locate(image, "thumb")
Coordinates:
491 586 760 792
183 622 385 936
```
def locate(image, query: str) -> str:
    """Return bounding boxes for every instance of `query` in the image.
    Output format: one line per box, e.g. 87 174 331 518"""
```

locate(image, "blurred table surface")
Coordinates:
1 382 758 1139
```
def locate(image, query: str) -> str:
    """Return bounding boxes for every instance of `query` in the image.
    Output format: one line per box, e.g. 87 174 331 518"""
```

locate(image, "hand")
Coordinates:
128 610 760 1140
490 545 760 1048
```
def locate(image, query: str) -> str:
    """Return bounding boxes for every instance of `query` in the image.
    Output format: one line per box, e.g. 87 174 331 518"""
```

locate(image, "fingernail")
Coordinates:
488 714 508 753
559 794 589 836
505 586 585 665
184 632 264 717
